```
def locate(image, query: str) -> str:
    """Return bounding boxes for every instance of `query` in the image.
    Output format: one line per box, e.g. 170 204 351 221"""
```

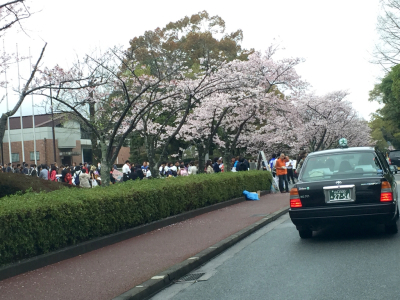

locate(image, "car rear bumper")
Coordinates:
289 202 397 230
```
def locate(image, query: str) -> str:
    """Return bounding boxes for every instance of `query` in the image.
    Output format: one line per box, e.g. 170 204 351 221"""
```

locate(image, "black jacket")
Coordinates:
61 168 68 183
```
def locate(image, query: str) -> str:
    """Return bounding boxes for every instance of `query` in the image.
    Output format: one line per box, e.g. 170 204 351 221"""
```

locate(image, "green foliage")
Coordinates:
125 10 252 77
369 64 400 149
0 172 76 198
369 114 400 151
0 171 271 266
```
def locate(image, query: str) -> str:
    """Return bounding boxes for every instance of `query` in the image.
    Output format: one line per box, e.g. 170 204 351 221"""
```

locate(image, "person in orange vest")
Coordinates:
275 153 289 193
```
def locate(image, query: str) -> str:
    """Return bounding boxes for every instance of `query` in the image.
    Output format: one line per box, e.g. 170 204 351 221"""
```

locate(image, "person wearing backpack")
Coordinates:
23 163 29 175
30 164 37 177
73 166 81 186
179 163 188 176
212 157 221 173
236 156 249 172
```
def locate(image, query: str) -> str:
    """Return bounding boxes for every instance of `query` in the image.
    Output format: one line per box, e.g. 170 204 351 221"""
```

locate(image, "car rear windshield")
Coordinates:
300 152 383 182
389 150 400 158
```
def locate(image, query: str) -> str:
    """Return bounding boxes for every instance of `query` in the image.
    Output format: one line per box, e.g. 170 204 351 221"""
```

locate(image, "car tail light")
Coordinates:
381 181 393 202
290 188 302 208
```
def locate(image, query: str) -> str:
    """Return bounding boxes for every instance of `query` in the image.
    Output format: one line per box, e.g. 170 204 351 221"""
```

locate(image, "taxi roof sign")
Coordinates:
339 138 348 148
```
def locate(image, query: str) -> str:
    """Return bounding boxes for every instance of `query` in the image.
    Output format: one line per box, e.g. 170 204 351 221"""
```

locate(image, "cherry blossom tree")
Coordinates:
41 46 189 185
294 91 371 152
0 0 30 35
135 55 250 174
178 49 306 172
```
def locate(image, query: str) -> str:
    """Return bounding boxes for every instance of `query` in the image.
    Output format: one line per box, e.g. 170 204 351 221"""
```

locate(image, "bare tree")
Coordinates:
0 0 31 35
374 0 400 69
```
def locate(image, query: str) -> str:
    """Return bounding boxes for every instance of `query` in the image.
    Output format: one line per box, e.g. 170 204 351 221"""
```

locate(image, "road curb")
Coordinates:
113 206 290 300
0 191 269 282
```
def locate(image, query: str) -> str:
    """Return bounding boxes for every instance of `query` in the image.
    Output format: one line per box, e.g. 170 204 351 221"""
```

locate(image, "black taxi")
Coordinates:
289 147 399 238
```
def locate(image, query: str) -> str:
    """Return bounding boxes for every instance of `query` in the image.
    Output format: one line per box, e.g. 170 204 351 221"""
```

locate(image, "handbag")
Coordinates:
91 179 99 187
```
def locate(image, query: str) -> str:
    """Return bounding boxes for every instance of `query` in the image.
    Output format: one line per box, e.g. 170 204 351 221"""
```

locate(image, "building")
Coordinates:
1 114 130 166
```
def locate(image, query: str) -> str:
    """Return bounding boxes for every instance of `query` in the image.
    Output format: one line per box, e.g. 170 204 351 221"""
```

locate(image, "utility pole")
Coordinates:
16 44 25 163
30 47 37 165
4 40 12 165
50 86 56 163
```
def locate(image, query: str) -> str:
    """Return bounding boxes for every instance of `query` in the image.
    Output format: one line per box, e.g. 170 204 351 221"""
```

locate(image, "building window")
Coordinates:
11 153 19 162
30 151 40 161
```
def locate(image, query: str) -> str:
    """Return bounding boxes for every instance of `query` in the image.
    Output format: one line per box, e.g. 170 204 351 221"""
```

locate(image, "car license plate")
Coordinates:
329 189 351 201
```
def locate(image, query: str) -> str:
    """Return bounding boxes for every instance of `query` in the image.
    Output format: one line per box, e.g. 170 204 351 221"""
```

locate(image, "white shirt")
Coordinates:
286 160 294 169
146 169 152 177
122 164 131 174
170 166 177 172
188 166 198 175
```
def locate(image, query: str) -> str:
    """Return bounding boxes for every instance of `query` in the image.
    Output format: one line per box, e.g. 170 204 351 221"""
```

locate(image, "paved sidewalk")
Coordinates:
0 192 290 300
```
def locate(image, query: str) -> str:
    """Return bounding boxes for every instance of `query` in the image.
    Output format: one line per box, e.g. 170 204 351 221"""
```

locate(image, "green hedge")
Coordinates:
0 171 272 266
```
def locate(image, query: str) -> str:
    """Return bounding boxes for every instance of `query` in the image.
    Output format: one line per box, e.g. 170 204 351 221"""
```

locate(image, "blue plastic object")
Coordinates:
243 190 260 200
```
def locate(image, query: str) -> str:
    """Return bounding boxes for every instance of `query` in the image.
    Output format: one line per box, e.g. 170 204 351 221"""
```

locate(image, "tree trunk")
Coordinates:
223 152 232 173
89 102 101 165
144 134 157 177
222 140 232 173
197 143 205 173
0 114 7 161
100 141 111 186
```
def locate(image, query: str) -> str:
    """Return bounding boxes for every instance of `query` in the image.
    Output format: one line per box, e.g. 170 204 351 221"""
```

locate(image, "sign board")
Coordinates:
257 151 279 191
59 151 81 156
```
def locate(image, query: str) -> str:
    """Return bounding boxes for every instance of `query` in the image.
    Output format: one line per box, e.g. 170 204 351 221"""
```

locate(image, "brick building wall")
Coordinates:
1 139 62 166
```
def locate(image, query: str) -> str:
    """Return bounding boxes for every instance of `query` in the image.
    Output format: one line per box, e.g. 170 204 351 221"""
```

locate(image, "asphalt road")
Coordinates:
152 175 400 300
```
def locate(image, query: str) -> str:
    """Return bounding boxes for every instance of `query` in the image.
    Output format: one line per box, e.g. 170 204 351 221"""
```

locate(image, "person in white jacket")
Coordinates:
79 169 91 188
188 161 198 175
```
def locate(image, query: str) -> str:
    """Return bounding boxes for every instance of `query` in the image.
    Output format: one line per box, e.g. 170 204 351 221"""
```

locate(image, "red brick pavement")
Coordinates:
0 192 290 300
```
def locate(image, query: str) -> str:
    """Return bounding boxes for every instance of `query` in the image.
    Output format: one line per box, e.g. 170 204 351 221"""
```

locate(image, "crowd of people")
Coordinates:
1 161 103 188
0 155 256 187
121 156 252 181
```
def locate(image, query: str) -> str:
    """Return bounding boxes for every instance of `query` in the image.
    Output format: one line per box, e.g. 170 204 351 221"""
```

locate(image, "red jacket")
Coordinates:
65 173 72 185
50 170 57 181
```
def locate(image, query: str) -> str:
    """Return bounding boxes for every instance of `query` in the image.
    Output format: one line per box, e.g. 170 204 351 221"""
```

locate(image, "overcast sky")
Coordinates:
2 0 383 120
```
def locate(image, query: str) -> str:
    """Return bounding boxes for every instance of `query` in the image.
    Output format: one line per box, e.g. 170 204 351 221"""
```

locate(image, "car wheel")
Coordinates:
385 221 398 234
299 229 313 239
